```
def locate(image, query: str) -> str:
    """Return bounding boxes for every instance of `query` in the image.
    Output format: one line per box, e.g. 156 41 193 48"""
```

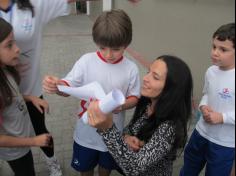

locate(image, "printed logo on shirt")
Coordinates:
21 18 32 32
218 88 233 100
17 99 28 116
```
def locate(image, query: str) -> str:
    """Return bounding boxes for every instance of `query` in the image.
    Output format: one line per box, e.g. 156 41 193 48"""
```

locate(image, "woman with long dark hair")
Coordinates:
87 55 193 176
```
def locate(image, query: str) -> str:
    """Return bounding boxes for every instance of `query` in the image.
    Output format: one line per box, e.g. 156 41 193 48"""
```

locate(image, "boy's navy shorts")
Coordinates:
71 142 121 172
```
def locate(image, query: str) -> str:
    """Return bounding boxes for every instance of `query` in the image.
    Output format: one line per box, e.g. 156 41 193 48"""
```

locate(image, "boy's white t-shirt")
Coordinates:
63 52 141 151
0 0 69 97
0 71 35 161
196 65 235 148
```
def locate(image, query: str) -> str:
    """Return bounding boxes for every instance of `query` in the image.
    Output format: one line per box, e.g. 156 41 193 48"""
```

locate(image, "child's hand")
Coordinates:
124 135 144 152
200 105 213 119
43 76 61 94
204 111 224 124
112 106 123 114
33 134 52 147
24 95 49 114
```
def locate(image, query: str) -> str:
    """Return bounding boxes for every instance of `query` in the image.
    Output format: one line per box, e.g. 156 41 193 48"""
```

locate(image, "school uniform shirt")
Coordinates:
196 65 235 148
62 51 141 152
0 0 70 97
0 71 35 161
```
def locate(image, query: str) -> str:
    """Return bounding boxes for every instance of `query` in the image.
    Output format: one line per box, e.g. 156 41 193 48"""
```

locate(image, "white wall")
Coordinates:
103 0 113 11
114 0 235 102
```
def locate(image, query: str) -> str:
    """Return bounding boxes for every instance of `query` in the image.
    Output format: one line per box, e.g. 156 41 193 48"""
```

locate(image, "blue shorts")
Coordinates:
71 142 121 172
180 129 235 176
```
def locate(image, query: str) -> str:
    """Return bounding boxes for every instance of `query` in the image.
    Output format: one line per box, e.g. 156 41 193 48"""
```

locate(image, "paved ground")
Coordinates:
0 14 201 176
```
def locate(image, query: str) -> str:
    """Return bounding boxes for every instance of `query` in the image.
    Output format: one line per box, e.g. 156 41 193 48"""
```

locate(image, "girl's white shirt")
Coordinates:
0 0 70 96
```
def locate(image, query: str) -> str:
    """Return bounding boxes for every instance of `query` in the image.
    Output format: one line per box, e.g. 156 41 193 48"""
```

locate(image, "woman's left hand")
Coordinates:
124 135 144 152
87 101 113 130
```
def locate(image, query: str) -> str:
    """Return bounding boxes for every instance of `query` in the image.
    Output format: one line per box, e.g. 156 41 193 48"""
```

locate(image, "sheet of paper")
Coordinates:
57 82 106 101
57 82 125 124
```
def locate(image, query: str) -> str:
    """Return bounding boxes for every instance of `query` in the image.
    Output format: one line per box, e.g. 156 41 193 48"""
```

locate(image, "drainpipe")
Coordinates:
86 1 91 15
103 0 113 11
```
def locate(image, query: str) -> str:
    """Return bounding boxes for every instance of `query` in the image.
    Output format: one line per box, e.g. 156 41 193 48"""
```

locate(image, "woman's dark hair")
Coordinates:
16 0 35 16
132 55 193 156
0 18 20 111
213 23 235 48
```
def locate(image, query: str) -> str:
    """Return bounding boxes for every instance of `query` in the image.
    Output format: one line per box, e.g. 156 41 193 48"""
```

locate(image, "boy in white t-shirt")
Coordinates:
180 23 235 176
43 9 140 176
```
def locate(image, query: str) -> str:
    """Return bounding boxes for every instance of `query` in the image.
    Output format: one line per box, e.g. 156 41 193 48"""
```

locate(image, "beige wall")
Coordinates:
88 0 235 102
112 0 235 103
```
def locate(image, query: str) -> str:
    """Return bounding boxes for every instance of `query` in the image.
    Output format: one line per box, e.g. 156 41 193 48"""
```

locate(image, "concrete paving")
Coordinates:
0 14 201 176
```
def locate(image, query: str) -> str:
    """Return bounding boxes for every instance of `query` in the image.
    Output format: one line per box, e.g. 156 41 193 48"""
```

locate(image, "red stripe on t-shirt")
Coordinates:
60 80 70 86
96 51 123 64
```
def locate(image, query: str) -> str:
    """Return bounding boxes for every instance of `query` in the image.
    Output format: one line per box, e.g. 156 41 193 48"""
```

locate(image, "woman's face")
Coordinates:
141 59 167 99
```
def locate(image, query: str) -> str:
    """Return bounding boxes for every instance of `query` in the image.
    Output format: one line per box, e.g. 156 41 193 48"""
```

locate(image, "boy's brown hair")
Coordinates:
92 9 132 48
213 23 235 48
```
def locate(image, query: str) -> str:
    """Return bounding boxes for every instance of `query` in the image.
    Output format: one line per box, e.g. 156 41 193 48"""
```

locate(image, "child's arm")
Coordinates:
204 110 235 125
122 96 139 110
43 75 69 97
113 96 138 113
23 95 49 114
0 134 52 147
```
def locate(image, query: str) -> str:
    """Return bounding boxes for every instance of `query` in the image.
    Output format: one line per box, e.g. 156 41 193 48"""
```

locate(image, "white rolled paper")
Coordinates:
82 89 125 124
57 82 106 101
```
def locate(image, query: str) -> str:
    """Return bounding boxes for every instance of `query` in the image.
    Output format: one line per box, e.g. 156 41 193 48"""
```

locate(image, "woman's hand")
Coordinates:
87 101 113 130
124 135 144 152
32 134 52 147
24 95 49 114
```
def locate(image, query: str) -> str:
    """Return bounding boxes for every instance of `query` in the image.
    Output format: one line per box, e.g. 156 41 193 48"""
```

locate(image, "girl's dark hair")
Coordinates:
132 55 193 156
0 18 20 111
92 9 132 48
213 23 235 48
15 0 35 17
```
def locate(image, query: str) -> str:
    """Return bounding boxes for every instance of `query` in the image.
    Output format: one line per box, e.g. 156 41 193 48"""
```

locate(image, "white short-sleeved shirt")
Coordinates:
0 0 69 96
0 71 35 161
63 52 141 151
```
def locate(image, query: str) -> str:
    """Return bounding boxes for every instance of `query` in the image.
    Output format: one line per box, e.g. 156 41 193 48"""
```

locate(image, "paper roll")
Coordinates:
82 89 125 124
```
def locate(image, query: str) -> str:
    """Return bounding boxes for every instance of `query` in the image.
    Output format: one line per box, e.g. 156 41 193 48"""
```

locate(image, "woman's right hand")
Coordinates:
33 134 52 147
124 135 144 152
87 101 114 130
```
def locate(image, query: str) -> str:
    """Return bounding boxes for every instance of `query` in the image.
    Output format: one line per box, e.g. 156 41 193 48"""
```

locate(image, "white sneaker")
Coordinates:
45 156 62 176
